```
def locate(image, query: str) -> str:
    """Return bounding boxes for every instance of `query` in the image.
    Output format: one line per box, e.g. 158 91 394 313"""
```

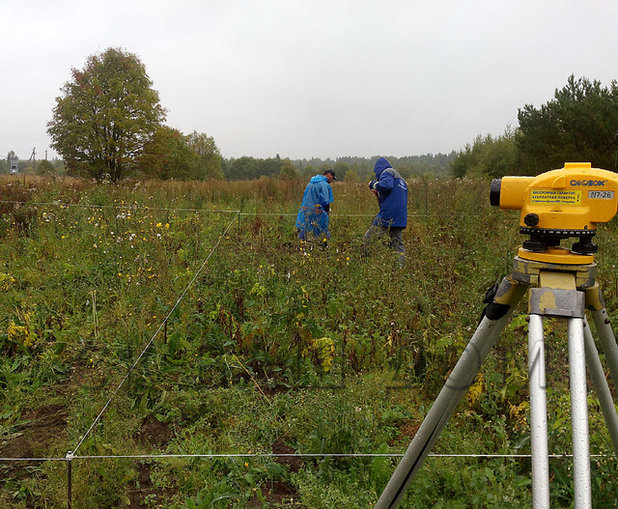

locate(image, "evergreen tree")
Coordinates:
517 75 618 172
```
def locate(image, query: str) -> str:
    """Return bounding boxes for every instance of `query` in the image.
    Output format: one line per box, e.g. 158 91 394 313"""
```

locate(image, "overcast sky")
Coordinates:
1 0 616 161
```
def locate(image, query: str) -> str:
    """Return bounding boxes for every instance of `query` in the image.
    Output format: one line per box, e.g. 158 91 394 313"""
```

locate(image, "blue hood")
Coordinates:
374 157 392 178
310 175 328 184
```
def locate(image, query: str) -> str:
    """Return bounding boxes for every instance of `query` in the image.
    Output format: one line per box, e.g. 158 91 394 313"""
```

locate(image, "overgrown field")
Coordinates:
0 175 616 508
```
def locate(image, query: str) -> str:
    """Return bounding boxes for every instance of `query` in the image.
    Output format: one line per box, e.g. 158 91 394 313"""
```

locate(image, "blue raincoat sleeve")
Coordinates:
374 171 394 192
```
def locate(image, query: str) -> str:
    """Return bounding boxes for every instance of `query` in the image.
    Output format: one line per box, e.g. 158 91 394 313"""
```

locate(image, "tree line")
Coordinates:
222 153 456 182
451 75 618 177
2 151 457 182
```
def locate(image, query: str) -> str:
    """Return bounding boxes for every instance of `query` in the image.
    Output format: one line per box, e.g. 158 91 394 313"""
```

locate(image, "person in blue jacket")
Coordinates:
363 157 408 265
296 169 336 242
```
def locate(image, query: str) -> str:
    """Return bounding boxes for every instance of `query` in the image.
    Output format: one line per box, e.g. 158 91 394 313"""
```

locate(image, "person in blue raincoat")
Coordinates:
296 169 336 242
363 157 408 265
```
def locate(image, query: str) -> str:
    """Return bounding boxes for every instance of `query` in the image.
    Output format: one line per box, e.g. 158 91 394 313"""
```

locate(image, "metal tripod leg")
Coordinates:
528 314 550 508
583 318 618 453
375 276 527 509
585 284 618 390
568 317 592 508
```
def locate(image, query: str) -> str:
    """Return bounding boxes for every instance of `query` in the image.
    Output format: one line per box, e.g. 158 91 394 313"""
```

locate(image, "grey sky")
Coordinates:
1 0 616 161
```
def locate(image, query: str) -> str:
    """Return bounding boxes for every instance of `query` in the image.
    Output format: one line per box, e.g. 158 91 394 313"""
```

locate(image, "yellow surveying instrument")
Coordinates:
376 163 618 509
491 162 618 260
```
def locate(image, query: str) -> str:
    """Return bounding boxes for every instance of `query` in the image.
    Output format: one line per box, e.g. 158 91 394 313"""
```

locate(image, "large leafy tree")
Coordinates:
185 131 223 180
517 75 618 173
450 128 520 178
138 129 223 180
48 47 165 181
138 126 194 180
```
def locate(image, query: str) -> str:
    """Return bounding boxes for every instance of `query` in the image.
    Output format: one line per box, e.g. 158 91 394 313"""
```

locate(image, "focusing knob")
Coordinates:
524 213 539 227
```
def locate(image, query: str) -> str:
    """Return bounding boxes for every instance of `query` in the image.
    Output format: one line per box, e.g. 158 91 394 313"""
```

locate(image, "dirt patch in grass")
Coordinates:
0 404 68 479
248 480 298 507
128 417 177 508
136 415 173 447
272 437 303 473
388 418 420 447
127 461 177 509
246 438 302 507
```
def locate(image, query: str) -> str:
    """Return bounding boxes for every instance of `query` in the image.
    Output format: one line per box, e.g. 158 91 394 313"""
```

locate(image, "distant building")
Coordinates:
9 155 19 175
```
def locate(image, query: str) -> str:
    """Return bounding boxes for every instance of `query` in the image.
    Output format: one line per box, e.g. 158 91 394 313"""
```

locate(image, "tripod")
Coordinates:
376 246 618 509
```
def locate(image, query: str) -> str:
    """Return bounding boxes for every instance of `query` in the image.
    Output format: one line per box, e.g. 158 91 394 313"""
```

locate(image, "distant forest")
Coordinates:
1 153 456 181
222 153 457 181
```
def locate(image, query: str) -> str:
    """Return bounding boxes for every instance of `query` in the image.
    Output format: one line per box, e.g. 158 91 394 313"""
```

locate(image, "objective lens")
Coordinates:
490 179 502 207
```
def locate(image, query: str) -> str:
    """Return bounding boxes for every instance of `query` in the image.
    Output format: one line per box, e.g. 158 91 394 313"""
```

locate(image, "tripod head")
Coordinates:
491 162 618 261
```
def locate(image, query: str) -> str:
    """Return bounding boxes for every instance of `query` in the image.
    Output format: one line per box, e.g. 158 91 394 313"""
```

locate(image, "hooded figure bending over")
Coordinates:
296 169 336 242
364 157 408 265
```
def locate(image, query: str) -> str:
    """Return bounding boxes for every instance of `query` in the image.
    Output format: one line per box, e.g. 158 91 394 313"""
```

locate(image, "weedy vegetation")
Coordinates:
0 175 616 508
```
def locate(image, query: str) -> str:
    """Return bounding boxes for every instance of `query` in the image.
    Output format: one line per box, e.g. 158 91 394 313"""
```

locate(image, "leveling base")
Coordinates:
376 252 618 509
517 246 595 265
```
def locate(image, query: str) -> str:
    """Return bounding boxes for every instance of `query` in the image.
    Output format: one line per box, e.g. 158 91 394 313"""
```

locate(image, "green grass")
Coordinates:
0 175 616 508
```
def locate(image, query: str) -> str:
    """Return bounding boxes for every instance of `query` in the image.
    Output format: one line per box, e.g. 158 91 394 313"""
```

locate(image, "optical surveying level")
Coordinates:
376 163 618 509
491 162 618 257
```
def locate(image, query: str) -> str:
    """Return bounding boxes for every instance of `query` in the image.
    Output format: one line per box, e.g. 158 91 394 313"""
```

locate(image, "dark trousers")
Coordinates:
363 225 405 265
